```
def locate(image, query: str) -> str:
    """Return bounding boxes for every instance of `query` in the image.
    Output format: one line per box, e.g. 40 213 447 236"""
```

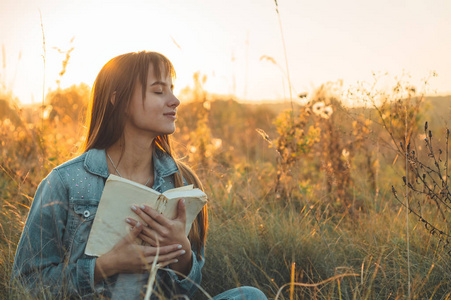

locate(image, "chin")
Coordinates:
161 127 176 136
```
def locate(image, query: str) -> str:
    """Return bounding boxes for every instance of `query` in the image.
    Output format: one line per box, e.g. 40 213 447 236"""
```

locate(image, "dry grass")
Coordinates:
1 78 451 299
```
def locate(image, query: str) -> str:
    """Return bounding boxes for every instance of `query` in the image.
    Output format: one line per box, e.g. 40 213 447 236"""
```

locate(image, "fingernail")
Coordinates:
180 250 186 255
181 198 185 204
140 205 146 210
173 259 178 263
131 205 137 211
177 244 182 249
136 222 141 227
126 218 131 223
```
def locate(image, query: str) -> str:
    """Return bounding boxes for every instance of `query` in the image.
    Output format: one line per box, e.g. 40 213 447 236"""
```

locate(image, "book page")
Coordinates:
163 184 194 193
85 175 160 256
159 190 207 235
85 175 207 257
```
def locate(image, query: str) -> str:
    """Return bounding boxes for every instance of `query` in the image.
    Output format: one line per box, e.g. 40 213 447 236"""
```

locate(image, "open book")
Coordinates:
85 174 207 257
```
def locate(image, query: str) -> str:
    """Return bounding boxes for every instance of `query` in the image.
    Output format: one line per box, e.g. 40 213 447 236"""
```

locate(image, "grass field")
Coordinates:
1 79 450 299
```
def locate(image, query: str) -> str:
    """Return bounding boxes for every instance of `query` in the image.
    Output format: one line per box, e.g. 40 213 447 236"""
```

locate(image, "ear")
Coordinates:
110 91 117 106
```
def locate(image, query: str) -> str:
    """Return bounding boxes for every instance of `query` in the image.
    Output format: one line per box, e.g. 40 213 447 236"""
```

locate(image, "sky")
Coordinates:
1 0 450 105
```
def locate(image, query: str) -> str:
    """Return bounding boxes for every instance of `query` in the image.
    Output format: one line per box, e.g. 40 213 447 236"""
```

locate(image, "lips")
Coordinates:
163 111 177 119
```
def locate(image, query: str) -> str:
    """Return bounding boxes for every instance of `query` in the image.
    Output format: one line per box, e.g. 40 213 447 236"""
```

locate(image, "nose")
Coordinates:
169 93 180 108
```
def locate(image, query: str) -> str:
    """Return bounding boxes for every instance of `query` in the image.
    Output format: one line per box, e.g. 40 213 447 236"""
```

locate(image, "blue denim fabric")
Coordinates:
212 287 268 300
12 148 204 299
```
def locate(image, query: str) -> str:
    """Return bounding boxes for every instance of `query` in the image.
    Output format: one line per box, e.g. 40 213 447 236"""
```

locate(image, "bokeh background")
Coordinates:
1 0 451 104
1 1 451 299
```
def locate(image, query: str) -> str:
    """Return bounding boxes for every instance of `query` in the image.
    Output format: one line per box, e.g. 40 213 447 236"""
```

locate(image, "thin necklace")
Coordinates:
107 152 152 187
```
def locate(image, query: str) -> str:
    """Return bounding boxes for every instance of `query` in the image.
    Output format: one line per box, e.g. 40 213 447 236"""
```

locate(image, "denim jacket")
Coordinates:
12 148 204 299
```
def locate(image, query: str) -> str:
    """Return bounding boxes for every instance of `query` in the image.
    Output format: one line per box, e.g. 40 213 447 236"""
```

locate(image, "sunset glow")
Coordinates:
1 0 450 104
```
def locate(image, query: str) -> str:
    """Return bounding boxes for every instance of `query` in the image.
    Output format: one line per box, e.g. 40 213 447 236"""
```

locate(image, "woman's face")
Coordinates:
125 64 180 139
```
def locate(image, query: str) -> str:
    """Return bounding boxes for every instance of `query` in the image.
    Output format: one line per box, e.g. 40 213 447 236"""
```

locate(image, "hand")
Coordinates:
129 199 189 249
129 199 193 277
94 222 185 283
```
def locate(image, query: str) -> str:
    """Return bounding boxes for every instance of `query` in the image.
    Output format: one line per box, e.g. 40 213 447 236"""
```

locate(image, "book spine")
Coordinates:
156 194 168 213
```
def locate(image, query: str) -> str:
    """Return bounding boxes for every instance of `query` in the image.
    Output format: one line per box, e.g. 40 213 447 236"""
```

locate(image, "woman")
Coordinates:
12 51 267 299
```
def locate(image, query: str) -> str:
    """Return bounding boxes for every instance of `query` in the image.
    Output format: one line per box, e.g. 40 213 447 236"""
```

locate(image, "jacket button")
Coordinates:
83 210 90 218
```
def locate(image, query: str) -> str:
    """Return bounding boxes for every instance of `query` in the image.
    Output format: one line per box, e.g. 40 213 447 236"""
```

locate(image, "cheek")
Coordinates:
142 101 161 114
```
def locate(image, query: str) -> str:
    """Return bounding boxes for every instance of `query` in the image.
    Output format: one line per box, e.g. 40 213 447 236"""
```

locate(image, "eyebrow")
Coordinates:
150 81 174 90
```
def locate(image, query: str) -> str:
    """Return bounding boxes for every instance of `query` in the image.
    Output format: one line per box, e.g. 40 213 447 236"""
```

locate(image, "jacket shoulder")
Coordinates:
53 153 88 172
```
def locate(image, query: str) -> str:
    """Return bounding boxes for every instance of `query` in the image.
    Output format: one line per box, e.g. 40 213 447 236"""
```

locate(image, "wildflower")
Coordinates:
342 149 349 158
43 105 53 120
212 138 222 149
312 102 325 115
323 106 333 116
320 106 333 119
256 128 272 144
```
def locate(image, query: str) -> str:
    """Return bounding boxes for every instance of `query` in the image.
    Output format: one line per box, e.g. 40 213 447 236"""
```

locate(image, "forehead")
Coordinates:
146 63 172 83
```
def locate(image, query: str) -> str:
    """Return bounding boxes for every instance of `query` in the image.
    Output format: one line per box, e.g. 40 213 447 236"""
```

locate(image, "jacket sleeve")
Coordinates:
11 169 102 298
164 247 205 298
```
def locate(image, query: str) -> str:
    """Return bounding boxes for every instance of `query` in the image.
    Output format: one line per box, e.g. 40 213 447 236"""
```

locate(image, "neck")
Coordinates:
106 132 155 186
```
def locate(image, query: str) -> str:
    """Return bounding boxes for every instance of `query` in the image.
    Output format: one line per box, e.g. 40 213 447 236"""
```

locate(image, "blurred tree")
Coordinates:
45 83 90 127
0 97 21 126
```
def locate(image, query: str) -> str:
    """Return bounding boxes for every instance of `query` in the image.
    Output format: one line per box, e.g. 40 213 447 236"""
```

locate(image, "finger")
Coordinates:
157 249 186 262
125 221 143 242
131 205 166 231
175 198 187 223
138 225 165 246
139 205 172 227
138 232 158 247
145 249 185 264
158 259 179 268
126 217 147 227
142 244 183 257
130 206 155 228
142 258 179 270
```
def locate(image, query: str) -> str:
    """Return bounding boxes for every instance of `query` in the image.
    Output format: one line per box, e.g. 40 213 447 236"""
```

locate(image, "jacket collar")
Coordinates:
83 148 179 180
84 148 109 178
153 147 180 178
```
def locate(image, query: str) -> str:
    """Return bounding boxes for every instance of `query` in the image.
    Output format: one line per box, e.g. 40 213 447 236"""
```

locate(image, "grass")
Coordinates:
1 82 451 299
200 185 450 299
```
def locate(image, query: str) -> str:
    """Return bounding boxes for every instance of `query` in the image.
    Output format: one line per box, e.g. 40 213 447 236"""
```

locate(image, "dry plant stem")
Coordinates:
402 125 451 218
405 147 451 217
273 273 358 300
404 95 411 299
38 10 47 159
422 133 451 213
39 11 47 284
366 80 447 294
289 262 295 300
273 0 294 114
144 242 160 300
371 100 405 155
241 249 281 292
392 189 450 238
446 129 449 189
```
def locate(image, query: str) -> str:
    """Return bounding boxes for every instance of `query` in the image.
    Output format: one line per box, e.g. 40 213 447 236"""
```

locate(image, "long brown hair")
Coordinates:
81 51 208 256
